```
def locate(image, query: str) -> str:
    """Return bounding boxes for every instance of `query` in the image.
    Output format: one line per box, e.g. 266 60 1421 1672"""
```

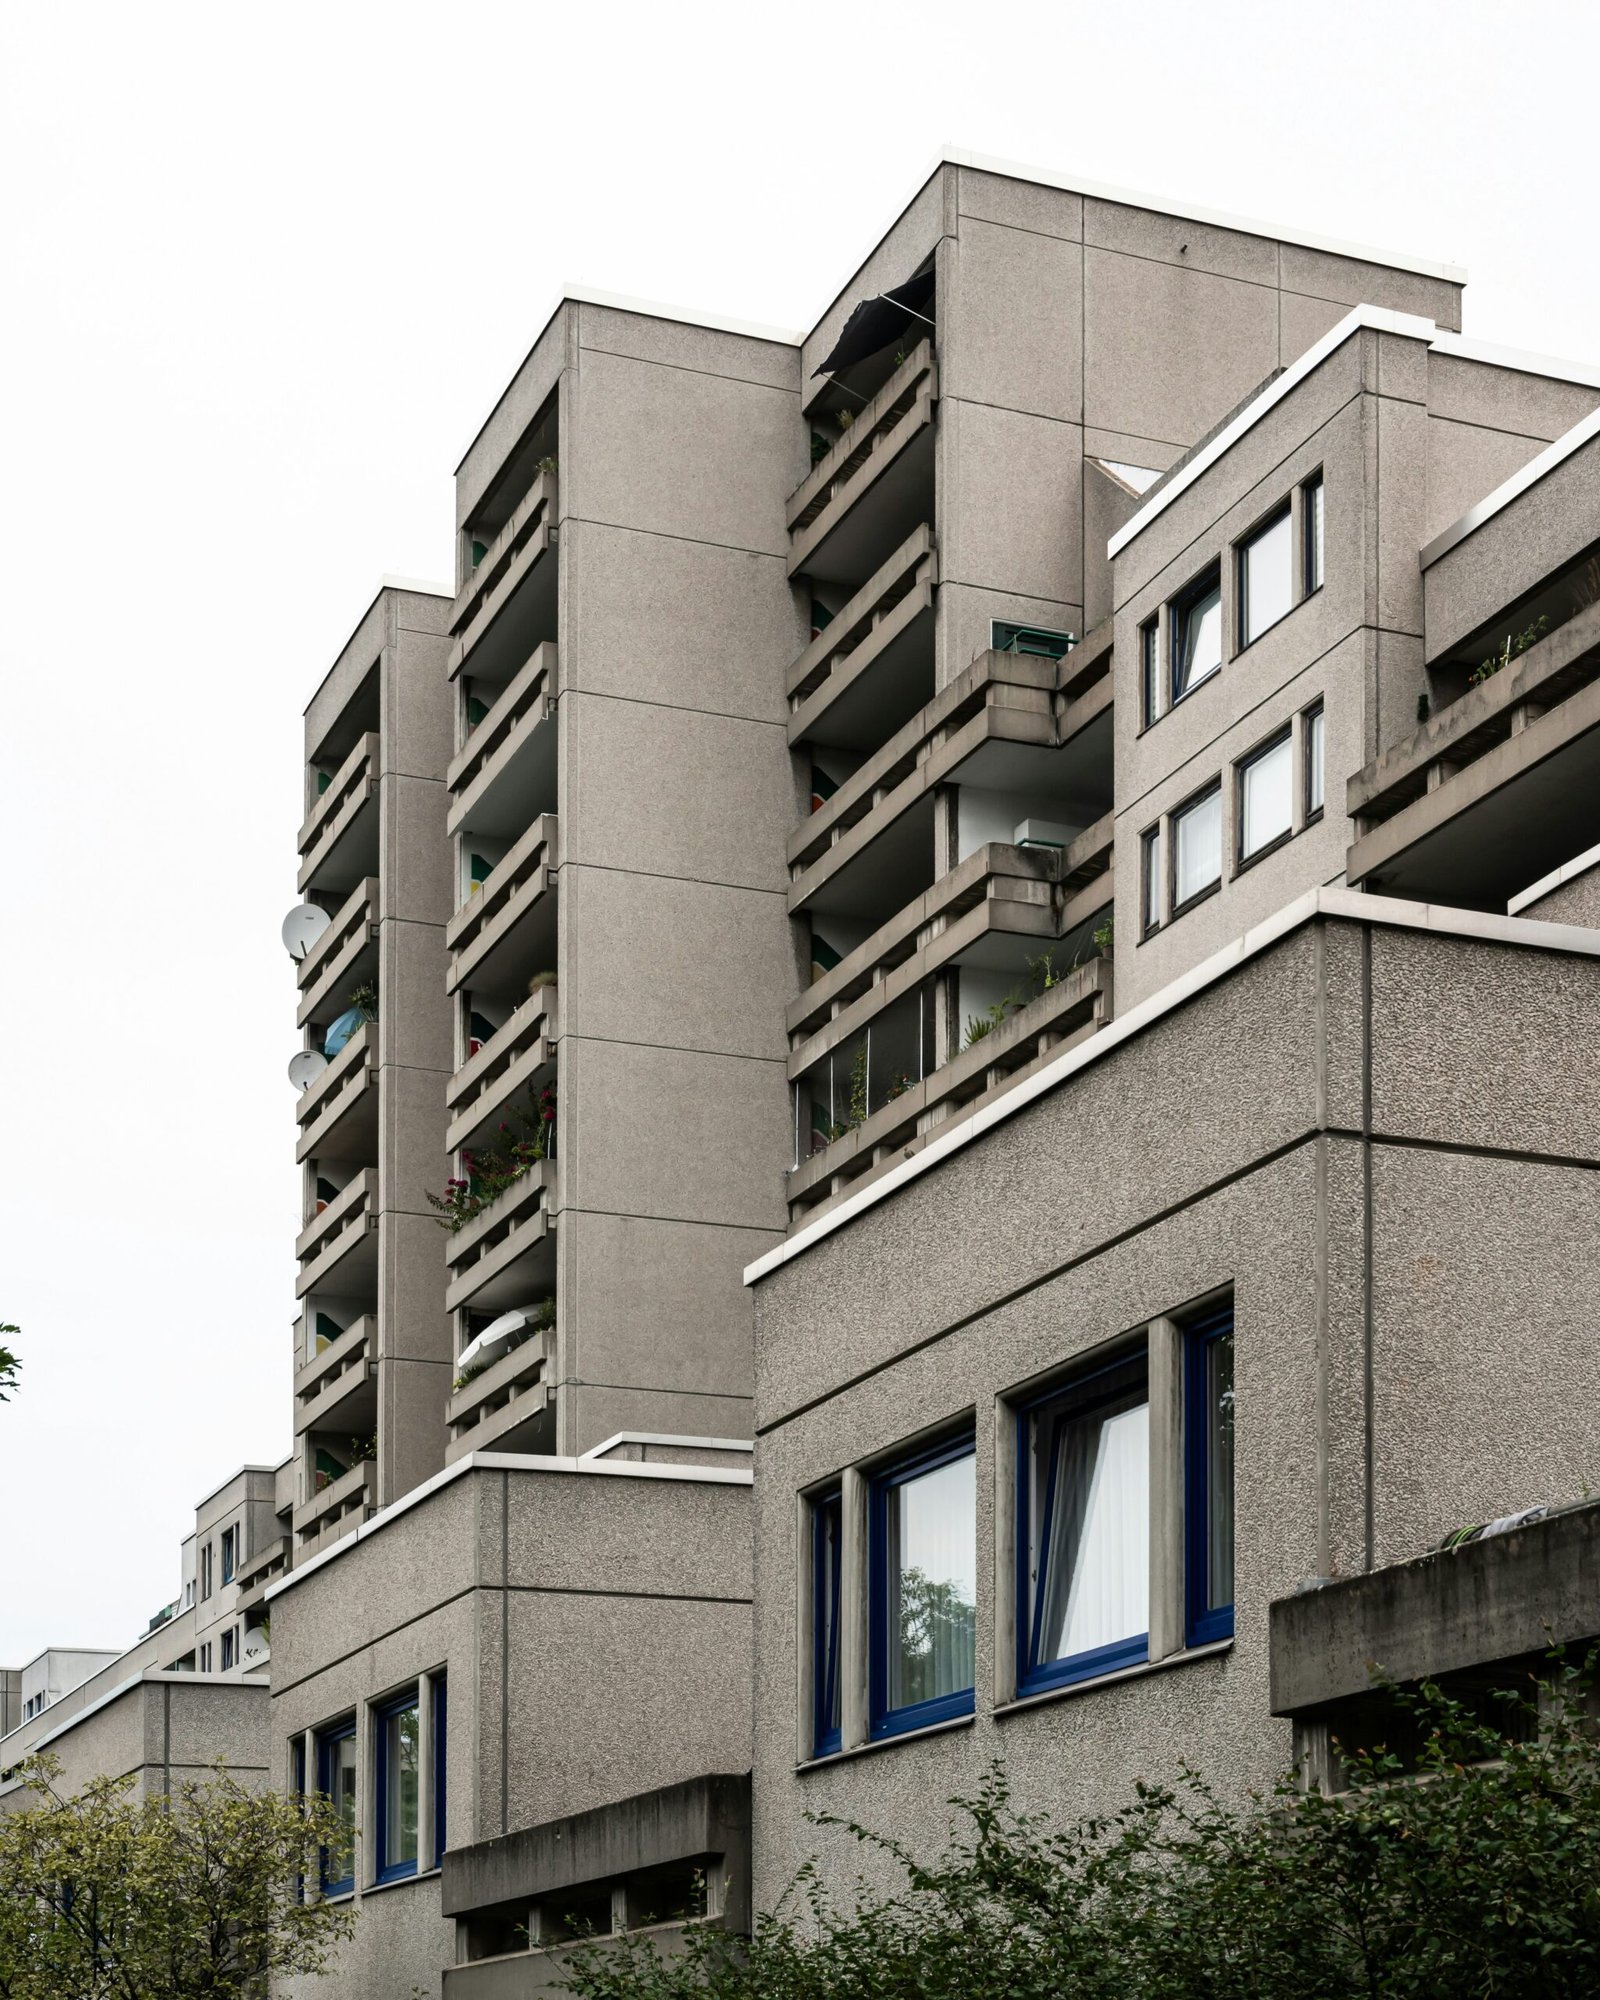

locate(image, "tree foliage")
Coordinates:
560 1657 1600 2000
0 1324 19 1402
0 1755 356 1999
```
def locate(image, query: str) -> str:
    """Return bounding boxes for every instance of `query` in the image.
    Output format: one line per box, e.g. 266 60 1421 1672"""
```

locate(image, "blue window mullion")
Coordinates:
1184 1306 1235 1648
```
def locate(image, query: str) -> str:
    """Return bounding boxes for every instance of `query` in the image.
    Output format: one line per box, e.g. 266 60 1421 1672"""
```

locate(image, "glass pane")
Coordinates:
324 1733 357 1886
1206 1334 1235 1612
1141 826 1162 933
1141 620 1159 726
887 1453 975 1710
1242 512 1293 644
1240 735 1292 858
1174 789 1221 904
1174 579 1222 698
1307 707 1325 816
1306 478 1325 591
815 1497 842 1744
1032 1361 1148 1665
384 1704 420 1868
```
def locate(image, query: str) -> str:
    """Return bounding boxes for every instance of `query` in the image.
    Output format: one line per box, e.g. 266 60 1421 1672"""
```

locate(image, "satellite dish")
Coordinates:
288 1049 329 1092
281 903 331 961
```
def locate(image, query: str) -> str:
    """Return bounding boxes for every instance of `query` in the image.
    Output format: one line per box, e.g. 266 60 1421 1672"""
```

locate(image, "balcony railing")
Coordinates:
445 988 558 1157
445 1326 555 1462
444 1160 558 1315
295 876 378 1030
448 470 558 680
789 955 1113 1221
788 527 937 748
294 1169 377 1298
447 642 558 836
446 815 559 996
292 1457 377 1552
293 1023 376 1166
293 1314 376 1436
787 341 937 578
297 732 379 894
232 1537 291 1618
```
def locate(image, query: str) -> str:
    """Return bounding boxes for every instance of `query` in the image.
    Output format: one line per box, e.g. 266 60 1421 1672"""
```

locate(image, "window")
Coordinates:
1140 825 1163 936
316 1719 358 1896
1237 730 1293 864
869 1432 976 1738
221 1527 237 1585
1238 507 1293 647
199 1643 212 1674
1184 1309 1235 1646
1170 566 1222 704
432 1677 448 1864
1304 473 1325 594
1018 1350 1149 1694
1172 783 1222 909
811 1489 843 1757
220 1627 236 1672
291 1739 307 1902
375 1690 421 1884
1140 617 1159 727
200 1543 213 1600
1305 702 1326 821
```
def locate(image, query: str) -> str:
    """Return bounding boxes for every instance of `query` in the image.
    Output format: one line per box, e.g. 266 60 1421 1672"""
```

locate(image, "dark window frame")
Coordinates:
1304 700 1326 824
315 1716 358 1897
1169 563 1223 708
1183 1306 1236 1648
1234 727 1295 872
868 1428 977 1742
1139 617 1160 729
1169 778 1224 916
374 1687 421 1886
1140 823 1164 937
811 1489 843 1757
1235 502 1294 653
1303 471 1325 596
433 1677 448 1866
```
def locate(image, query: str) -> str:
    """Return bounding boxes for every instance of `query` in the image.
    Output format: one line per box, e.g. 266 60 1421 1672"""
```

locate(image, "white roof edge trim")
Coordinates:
0 1670 257 1763
744 885 1600 1286
378 573 453 598
264 1450 753 1603
559 283 803 348
579 1431 753 1459
1107 306 1437 558
937 147 1468 285
1428 330 1600 394
1419 405 1600 570
1508 839 1600 915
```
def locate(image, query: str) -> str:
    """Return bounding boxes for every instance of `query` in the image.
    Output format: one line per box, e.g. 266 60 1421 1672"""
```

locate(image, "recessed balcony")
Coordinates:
232 1537 291 1619
295 876 379 1030
292 1457 377 1553
294 1022 377 1167
294 1168 378 1298
788 341 937 586
448 642 559 841
788 525 936 753
446 988 558 1158
448 469 558 686
444 1160 558 1315
296 731 379 897
445 1325 556 1463
293 1313 376 1437
446 816 559 998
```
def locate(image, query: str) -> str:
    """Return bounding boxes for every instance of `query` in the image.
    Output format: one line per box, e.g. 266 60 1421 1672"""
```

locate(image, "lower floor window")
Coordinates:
316 1719 358 1895
1185 1308 1236 1645
870 1432 976 1737
812 1490 843 1756
376 1690 421 1883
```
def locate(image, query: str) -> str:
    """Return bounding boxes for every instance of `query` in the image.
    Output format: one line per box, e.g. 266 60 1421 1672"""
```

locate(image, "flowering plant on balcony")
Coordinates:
427 1088 558 1231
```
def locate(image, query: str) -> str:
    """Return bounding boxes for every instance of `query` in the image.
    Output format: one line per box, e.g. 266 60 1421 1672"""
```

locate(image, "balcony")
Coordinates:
294 1169 378 1298
448 469 558 686
789 955 1113 1222
445 1325 556 1463
296 731 379 896
448 642 559 841
445 1160 558 1315
1347 599 1600 910
446 816 559 998
788 341 937 585
295 876 378 1030
788 526 937 752
293 1313 376 1437
292 1457 377 1553
294 1022 377 1166
232 1537 291 1620
446 989 558 1158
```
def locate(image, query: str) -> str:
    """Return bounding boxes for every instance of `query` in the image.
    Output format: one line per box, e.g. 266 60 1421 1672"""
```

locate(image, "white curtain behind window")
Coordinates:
1037 1397 1148 1663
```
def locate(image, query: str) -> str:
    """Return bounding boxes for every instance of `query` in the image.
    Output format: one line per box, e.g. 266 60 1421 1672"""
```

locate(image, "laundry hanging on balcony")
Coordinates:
813 268 935 377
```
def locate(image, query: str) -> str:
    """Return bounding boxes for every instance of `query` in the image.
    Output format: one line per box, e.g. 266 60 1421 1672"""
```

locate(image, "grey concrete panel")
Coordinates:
1279 290 1349 369
1424 418 1551 556
1083 429 1182 477
387 619 456 783
378 914 454 1075
1275 244 1462 330
306 590 387 744
940 399 1084 605
277 1874 450 2000
380 1062 450 1220
561 1036 789 1231
801 169 950 391
576 302 798 392
957 167 1082 241
1084 464 1141 631
569 347 802 556
380 1210 450 1356
559 864 798 1061
380 773 452 926
1084 199 1279 286
500 1471 752 1601
562 518 803 725
569 1385 754 1456
456 304 571 531
1424 354 1600 444
935 582 1083 691
1521 860 1600 926
941 219 1082 423
1084 250 1279 451
1372 627 1426 771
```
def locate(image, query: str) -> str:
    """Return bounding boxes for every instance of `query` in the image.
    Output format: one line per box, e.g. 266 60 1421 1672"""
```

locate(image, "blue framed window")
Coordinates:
291 1737 307 1903
1018 1349 1149 1696
315 1718 357 1896
811 1489 843 1756
1184 1308 1235 1646
432 1676 448 1863
869 1430 976 1739
375 1688 421 1884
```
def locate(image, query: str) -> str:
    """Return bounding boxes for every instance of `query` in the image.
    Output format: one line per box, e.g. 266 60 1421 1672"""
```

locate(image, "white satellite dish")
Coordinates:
288 1049 329 1093
281 903 331 962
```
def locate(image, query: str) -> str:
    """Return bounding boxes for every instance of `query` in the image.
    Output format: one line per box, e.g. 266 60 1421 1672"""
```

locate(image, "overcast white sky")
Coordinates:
1 0 1595 1663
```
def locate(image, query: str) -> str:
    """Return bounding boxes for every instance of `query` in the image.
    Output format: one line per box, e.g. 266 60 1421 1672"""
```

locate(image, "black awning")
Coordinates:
812 268 936 378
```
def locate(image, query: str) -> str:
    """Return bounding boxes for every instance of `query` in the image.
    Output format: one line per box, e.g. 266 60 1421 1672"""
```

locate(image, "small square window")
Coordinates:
1238 507 1293 648
1170 566 1222 704
316 1719 358 1896
1018 1350 1149 1694
376 1690 421 1884
811 1490 843 1756
1237 730 1293 863
1304 474 1325 594
1305 702 1326 820
1140 825 1163 936
1139 618 1159 728
1184 1309 1235 1647
869 1432 976 1739
1172 783 1222 909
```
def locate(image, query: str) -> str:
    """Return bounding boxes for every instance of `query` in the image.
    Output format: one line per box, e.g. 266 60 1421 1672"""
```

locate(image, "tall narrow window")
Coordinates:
1304 474 1325 594
1172 782 1222 909
221 1528 236 1585
432 1677 448 1865
1140 825 1163 936
291 1738 307 1904
1184 1309 1235 1646
870 1432 976 1738
1305 702 1326 821
376 1690 420 1884
1018 1350 1149 1694
1238 507 1293 647
220 1628 236 1672
1237 730 1293 863
316 1719 358 1896
812 1489 843 1756
1140 617 1159 728
1170 566 1222 704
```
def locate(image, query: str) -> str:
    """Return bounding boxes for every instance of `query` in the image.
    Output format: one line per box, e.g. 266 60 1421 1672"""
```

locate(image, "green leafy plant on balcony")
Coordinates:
427 1086 557 1232
452 1296 555 1394
1470 613 1549 687
964 987 1026 1049
348 1433 377 1464
1092 911 1115 960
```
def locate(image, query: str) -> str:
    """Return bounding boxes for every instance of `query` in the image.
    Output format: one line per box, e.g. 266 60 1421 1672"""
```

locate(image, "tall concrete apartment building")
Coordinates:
8 152 1600 1998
